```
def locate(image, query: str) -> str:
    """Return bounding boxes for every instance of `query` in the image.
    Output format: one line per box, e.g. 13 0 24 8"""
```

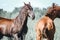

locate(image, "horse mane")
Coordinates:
15 5 28 29
45 7 56 20
46 3 60 19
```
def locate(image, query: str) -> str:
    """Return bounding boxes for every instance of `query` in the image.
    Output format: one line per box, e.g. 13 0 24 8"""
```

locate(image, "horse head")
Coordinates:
46 3 60 19
24 2 35 20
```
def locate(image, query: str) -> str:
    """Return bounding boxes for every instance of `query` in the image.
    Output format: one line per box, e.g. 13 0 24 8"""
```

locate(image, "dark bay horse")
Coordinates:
35 3 60 40
0 2 35 40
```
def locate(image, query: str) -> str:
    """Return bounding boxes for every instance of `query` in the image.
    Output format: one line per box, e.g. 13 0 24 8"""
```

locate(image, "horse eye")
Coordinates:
30 7 33 10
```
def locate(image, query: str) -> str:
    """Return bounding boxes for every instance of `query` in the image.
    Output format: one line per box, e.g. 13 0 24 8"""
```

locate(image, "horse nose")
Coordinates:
32 14 35 20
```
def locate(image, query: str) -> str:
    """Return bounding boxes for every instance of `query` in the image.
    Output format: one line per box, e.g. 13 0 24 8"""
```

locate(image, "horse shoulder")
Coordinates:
46 18 54 30
35 18 46 32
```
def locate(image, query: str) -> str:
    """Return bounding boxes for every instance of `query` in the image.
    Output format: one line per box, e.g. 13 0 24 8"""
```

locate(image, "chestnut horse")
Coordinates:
35 3 60 40
0 2 35 40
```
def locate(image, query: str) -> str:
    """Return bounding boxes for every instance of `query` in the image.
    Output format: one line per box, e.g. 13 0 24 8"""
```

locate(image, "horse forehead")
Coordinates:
26 4 31 7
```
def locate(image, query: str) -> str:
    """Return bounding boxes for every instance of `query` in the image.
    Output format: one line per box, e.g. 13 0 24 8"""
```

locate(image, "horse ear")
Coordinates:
29 2 31 5
24 2 26 5
52 3 55 8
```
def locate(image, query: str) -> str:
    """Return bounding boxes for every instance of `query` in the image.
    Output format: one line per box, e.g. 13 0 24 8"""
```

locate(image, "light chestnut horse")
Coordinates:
0 2 35 40
35 3 60 40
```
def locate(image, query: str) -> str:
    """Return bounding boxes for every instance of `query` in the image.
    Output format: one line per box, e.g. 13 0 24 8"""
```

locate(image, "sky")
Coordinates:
0 0 60 12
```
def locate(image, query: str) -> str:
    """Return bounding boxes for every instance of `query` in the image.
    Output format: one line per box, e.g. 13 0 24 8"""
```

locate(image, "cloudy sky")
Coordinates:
0 0 60 12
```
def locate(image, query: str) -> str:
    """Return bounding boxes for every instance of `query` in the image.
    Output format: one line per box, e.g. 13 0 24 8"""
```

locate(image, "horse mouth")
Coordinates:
32 15 35 20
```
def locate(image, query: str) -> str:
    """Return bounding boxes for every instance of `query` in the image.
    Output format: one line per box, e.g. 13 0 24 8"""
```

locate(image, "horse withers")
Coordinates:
0 2 35 40
35 3 60 40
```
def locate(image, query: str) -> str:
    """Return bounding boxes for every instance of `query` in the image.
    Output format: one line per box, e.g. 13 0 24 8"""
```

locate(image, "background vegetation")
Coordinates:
0 7 60 40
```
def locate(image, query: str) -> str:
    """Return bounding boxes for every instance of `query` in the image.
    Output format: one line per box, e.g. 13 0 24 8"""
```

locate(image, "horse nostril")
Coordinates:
32 15 35 20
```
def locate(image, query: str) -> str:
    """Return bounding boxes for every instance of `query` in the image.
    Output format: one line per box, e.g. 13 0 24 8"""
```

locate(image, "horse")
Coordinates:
0 2 35 40
35 3 60 40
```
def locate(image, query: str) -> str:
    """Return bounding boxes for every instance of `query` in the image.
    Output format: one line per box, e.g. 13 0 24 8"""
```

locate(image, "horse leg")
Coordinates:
20 35 23 40
13 33 18 40
22 25 28 40
0 33 3 40
36 29 42 40
42 28 48 38
18 25 28 40
50 35 54 40
19 34 25 40
47 32 54 40
22 34 26 40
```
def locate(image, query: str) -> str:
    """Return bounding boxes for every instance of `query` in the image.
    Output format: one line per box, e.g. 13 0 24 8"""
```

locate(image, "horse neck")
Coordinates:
15 7 28 27
45 14 56 20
